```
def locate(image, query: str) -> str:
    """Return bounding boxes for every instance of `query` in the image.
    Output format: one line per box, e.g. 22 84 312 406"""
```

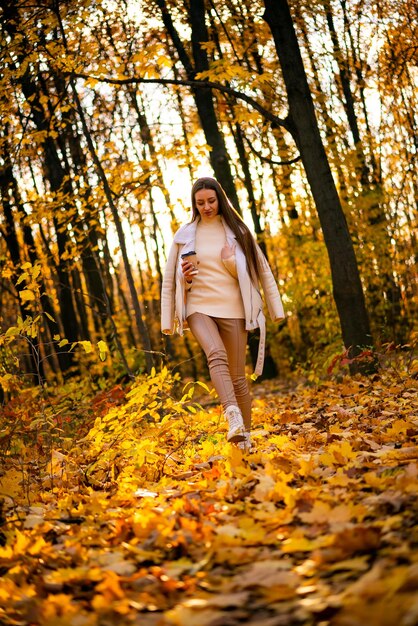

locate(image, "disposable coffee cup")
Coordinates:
181 250 197 267
181 250 198 275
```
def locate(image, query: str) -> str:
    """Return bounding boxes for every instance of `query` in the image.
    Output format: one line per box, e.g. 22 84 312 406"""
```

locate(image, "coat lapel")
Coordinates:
173 221 197 247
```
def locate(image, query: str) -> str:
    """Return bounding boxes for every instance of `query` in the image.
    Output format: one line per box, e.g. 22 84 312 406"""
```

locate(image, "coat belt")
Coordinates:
254 311 266 378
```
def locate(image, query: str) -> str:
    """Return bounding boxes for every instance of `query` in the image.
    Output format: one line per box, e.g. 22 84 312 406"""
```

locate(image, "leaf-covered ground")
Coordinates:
0 362 417 626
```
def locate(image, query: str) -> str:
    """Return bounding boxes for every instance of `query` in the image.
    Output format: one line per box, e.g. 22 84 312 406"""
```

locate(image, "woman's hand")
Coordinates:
181 259 198 283
221 242 236 261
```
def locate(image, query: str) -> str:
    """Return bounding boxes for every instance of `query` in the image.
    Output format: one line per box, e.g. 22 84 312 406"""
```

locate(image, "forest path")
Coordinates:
0 367 417 626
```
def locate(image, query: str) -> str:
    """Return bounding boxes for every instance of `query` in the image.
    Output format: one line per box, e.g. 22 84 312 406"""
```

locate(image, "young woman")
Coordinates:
161 177 284 450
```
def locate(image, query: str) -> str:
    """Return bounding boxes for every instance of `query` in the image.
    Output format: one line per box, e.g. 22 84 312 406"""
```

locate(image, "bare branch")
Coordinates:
243 134 300 165
71 72 293 134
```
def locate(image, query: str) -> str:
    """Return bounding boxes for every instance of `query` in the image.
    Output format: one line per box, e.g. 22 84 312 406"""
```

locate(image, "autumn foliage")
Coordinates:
1 0 417 386
1 355 417 625
1 0 418 623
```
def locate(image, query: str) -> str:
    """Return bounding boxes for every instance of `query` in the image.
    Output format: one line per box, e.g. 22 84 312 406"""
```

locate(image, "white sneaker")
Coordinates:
224 405 246 442
237 431 251 452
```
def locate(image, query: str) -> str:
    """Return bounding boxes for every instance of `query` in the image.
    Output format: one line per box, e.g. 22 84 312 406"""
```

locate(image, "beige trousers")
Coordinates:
187 312 251 429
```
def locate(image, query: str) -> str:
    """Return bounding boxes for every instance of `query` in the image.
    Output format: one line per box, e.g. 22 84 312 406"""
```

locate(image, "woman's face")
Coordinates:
194 188 219 222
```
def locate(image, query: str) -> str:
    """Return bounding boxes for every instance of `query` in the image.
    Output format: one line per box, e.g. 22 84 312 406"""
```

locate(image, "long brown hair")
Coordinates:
190 177 262 284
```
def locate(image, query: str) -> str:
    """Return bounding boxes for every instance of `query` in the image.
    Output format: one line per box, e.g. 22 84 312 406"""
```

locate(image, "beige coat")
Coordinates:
161 219 285 376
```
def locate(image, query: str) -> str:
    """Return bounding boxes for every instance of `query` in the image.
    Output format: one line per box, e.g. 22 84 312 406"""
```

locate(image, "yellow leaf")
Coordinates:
281 536 315 553
1 266 13 279
95 570 125 600
5 326 19 337
42 593 78 619
299 500 332 524
0 469 24 499
386 419 413 437
298 455 316 477
14 530 31 555
19 289 36 302
97 339 108 361
320 440 357 466
15 272 29 285
28 536 47 556
78 340 92 353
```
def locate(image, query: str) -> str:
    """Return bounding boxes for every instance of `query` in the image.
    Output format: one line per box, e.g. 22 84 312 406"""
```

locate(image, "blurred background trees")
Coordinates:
0 0 416 389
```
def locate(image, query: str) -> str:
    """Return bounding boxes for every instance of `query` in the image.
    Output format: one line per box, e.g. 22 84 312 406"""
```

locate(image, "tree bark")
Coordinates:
0 160 45 383
294 4 347 196
53 3 155 372
155 0 241 211
1 4 80 372
263 0 374 371
0 124 77 377
69 83 155 372
324 2 366 171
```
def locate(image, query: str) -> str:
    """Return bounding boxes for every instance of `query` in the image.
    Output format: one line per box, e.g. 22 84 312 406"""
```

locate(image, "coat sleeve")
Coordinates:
257 246 285 322
161 241 180 335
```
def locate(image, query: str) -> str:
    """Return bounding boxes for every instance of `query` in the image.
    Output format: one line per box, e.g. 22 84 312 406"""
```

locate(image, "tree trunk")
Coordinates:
263 0 374 372
70 266 90 340
69 83 155 372
0 157 45 384
342 1 406 342
2 5 81 372
324 0 369 185
25 98 81 350
155 0 241 211
294 4 347 196
129 88 176 221
53 2 155 372
64 129 115 342
0 124 78 378
340 0 380 182
325 0 404 342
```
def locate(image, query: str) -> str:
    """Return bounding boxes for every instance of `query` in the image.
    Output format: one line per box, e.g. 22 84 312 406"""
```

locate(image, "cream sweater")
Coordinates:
186 217 245 319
